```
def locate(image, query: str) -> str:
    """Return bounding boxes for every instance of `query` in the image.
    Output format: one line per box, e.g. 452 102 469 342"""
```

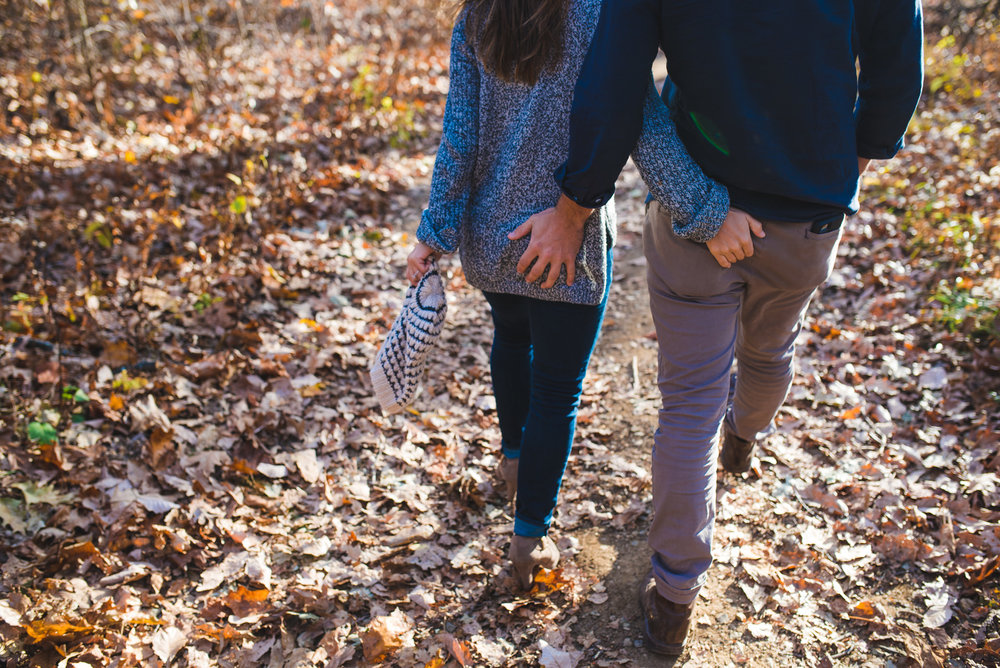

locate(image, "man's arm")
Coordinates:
556 0 662 208
855 0 924 160
513 0 659 286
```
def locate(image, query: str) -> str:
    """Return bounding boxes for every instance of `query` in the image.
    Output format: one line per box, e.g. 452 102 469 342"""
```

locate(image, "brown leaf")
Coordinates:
148 426 175 469
100 339 135 368
185 352 228 380
223 586 269 618
449 637 472 667
37 442 67 470
361 609 412 663
34 361 61 385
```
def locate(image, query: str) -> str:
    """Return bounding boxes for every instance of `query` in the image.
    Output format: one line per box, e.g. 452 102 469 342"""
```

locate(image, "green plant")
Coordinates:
193 292 223 313
27 421 57 445
84 220 113 248
926 35 982 101
931 279 999 342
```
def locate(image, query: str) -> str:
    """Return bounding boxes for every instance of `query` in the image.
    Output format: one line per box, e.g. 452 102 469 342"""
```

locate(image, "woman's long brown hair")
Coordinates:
462 0 566 86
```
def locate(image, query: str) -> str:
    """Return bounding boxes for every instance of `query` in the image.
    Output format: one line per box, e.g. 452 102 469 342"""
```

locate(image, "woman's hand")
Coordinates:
705 209 765 269
406 242 439 286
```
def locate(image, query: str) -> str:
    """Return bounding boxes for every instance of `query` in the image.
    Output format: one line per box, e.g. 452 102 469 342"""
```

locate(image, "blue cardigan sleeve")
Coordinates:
417 16 479 254
855 0 924 159
631 77 729 242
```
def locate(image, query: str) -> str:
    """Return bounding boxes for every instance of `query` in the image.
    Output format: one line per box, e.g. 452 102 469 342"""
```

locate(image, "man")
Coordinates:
512 0 923 655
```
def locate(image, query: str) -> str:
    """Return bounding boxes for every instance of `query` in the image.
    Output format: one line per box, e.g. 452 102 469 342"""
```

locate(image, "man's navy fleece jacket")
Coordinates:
556 0 924 223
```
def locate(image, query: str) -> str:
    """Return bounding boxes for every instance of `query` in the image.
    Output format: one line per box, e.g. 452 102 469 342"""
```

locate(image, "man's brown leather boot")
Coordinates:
720 426 755 473
638 572 695 656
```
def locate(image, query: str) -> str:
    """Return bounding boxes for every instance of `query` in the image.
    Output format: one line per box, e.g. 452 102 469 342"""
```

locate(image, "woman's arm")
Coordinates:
631 76 730 243
415 15 480 255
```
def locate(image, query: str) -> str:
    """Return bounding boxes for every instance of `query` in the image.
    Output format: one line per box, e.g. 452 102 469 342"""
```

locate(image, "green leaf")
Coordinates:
229 196 247 214
61 385 88 403
27 421 58 445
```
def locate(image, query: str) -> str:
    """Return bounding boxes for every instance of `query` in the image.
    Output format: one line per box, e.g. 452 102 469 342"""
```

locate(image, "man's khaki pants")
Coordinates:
644 200 843 604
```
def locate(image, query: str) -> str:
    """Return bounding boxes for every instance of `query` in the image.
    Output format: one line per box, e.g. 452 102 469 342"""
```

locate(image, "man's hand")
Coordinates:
406 242 439 286
509 194 593 288
858 157 871 175
705 209 765 269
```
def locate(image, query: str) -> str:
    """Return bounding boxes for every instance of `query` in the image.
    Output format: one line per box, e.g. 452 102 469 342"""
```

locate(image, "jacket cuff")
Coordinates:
554 163 614 209
856 135 905 161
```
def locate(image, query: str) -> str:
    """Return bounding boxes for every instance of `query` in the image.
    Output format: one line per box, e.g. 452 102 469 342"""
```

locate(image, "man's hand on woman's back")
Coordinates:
509 195 593 288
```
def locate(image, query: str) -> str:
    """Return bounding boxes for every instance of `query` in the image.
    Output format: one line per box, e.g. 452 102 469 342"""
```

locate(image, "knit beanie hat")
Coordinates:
370 262 448 414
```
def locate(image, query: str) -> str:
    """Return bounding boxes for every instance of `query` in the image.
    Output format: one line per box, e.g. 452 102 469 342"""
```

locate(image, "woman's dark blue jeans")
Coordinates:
483 270 609 538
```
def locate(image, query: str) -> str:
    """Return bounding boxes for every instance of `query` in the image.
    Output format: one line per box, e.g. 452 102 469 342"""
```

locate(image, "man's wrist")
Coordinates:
555 194 593 228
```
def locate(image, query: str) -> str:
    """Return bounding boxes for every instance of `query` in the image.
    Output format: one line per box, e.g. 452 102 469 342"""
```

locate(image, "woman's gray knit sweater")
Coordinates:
416 0 729 305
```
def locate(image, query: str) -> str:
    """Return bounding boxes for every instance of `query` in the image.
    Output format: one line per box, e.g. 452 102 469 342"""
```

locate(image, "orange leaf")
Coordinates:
450 638 472 667
230 459 257 475
227 586 268 603
530 567 569 592
424 653 447 668
108 393 125 411
194 623 243 641
840 405 862 420
853 600 877 618
24 620 94 642
224 586 269 617
126 617 167 626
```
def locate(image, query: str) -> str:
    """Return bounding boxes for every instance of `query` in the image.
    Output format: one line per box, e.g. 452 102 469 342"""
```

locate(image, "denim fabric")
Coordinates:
483 254 611 537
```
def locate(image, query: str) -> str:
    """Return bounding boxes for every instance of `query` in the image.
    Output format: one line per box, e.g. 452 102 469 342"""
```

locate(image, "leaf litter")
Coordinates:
0 0 998 666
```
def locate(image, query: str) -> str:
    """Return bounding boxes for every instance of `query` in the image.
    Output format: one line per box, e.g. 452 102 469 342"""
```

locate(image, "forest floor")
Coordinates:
1 1 998 666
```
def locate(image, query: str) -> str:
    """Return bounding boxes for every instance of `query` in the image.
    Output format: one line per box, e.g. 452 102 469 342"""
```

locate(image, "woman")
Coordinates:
406 0 729 589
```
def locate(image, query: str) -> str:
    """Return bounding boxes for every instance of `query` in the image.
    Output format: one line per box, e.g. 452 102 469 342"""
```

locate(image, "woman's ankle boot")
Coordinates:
509 535 559 590
497 455 519 503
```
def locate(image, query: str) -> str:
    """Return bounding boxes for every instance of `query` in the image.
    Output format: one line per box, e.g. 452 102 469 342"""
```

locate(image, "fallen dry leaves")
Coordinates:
1 0 998 666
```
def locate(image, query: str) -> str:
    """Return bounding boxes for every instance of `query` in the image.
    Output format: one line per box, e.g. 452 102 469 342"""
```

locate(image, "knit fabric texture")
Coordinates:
416 0 729 305
370 263 448 414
